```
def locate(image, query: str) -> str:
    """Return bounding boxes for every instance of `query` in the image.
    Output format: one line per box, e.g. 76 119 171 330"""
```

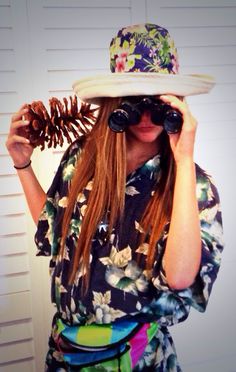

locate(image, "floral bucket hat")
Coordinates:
73 23 215 103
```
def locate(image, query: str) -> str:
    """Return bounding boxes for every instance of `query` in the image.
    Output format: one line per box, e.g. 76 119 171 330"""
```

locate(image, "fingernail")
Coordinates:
23 120 30 124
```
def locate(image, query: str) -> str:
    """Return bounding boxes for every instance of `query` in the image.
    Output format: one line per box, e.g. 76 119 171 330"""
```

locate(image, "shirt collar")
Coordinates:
127 153 161 183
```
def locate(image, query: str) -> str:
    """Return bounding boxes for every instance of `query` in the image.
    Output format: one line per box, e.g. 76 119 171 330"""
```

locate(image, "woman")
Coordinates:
6 23 223 371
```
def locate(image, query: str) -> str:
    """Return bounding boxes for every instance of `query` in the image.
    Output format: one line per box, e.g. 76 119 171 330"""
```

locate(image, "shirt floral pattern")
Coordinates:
35 140 224 371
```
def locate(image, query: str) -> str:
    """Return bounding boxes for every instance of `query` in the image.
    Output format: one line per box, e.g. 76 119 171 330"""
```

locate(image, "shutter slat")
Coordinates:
46 49 107 71
156 7 236 27
0 176 23 196
179 46 236 67
0 72 16 93
0 235 28 255
0 360 34 372
0 340 34 364
0 51 15 72
0 28 13 49
43 7 130 28
45 28 117 49
0 320 33 344
0 156 16 175
0 215 27 235
0 115 11 135
43 0 130 6
0 93 19 114
0 254 29 275
0 6 11 27
159 0 236 7
0 292 32 323
0 273 31 295
0 195 26 215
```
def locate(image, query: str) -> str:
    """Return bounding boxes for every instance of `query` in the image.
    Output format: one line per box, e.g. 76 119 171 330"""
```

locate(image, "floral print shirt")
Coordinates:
35 140 224 371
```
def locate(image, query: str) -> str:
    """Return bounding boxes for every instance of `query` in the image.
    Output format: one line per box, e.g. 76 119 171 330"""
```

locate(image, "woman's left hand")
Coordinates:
159 95 197 164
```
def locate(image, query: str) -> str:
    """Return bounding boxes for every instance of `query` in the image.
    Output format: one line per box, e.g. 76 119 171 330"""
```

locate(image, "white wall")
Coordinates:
0 1 235 371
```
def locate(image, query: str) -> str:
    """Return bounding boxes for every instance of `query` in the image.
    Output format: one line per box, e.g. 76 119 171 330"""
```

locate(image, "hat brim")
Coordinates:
72 73 215 104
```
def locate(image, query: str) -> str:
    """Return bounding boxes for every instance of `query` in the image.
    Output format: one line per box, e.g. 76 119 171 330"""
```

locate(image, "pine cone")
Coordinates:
24 95 97 150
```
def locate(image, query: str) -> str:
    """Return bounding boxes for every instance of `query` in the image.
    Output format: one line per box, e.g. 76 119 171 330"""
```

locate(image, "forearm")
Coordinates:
16 165 47 224
164 159 201 289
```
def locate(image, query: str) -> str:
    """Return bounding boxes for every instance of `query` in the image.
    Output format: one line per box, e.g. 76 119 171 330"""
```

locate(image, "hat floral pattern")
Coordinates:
110 23 179 74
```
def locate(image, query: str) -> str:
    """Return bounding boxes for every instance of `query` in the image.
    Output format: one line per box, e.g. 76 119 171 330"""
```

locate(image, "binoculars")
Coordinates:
108 96 183 134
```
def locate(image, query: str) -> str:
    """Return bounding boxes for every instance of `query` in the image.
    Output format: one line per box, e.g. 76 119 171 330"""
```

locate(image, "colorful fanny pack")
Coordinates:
54 317 159 371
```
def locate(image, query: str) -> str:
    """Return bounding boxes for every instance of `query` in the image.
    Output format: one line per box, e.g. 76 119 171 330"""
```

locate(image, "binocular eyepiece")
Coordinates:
108 96 183 134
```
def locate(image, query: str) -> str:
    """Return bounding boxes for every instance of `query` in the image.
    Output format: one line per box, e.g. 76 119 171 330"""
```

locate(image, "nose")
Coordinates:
139 110 152 123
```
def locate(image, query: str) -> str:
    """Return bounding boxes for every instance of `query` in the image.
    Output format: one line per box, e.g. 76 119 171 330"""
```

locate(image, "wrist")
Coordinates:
175 156 194 168
14 160 32 170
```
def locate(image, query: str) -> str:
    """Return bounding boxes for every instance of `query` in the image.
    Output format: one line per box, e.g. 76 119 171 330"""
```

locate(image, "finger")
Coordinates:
160 95 196 125
160 94 182 103
9 118 30 136
6 134 31 147
11 105 29 123
11 118 30 129
160 95 188 114
168 132 180 145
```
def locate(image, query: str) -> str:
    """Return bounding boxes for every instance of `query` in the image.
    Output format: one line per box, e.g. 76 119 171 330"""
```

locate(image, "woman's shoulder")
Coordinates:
52 137 86 185
195 163 217 189
195 163 220 208
62 137 85 163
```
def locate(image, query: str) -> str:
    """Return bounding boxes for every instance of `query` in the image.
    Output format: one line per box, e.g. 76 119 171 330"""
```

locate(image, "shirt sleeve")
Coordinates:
150 165 224 325
34 140 82 257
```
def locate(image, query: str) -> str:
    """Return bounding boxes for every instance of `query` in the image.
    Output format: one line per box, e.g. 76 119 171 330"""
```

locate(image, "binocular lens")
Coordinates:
164 110 182 134
108 109 129 132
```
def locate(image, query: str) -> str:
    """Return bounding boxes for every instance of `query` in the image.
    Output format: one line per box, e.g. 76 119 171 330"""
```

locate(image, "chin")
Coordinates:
138 135 160 143
132 130 163 143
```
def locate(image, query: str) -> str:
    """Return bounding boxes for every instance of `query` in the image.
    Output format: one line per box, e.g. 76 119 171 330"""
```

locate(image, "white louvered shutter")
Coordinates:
1 1 235 371
0 0 35 371
0 1 146 370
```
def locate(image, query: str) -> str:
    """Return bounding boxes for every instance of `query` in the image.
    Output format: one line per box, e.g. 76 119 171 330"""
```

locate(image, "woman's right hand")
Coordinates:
6 104 34 168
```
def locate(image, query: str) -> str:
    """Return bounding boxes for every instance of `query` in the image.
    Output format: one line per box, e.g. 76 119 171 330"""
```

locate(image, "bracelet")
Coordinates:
14 160 32 170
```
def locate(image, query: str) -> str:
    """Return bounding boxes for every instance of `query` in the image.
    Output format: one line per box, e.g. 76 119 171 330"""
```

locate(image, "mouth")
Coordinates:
136 126 157 131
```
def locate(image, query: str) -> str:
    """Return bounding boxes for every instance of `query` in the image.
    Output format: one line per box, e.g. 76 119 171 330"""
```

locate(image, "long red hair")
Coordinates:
60 97 175 292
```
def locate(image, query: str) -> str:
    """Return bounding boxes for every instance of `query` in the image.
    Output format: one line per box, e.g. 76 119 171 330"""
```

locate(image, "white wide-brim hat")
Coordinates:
73 72 215 104
73 23 215 104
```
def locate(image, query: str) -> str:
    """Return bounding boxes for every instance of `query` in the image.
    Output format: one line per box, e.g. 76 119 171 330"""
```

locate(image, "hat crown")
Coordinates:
109 23 179 74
